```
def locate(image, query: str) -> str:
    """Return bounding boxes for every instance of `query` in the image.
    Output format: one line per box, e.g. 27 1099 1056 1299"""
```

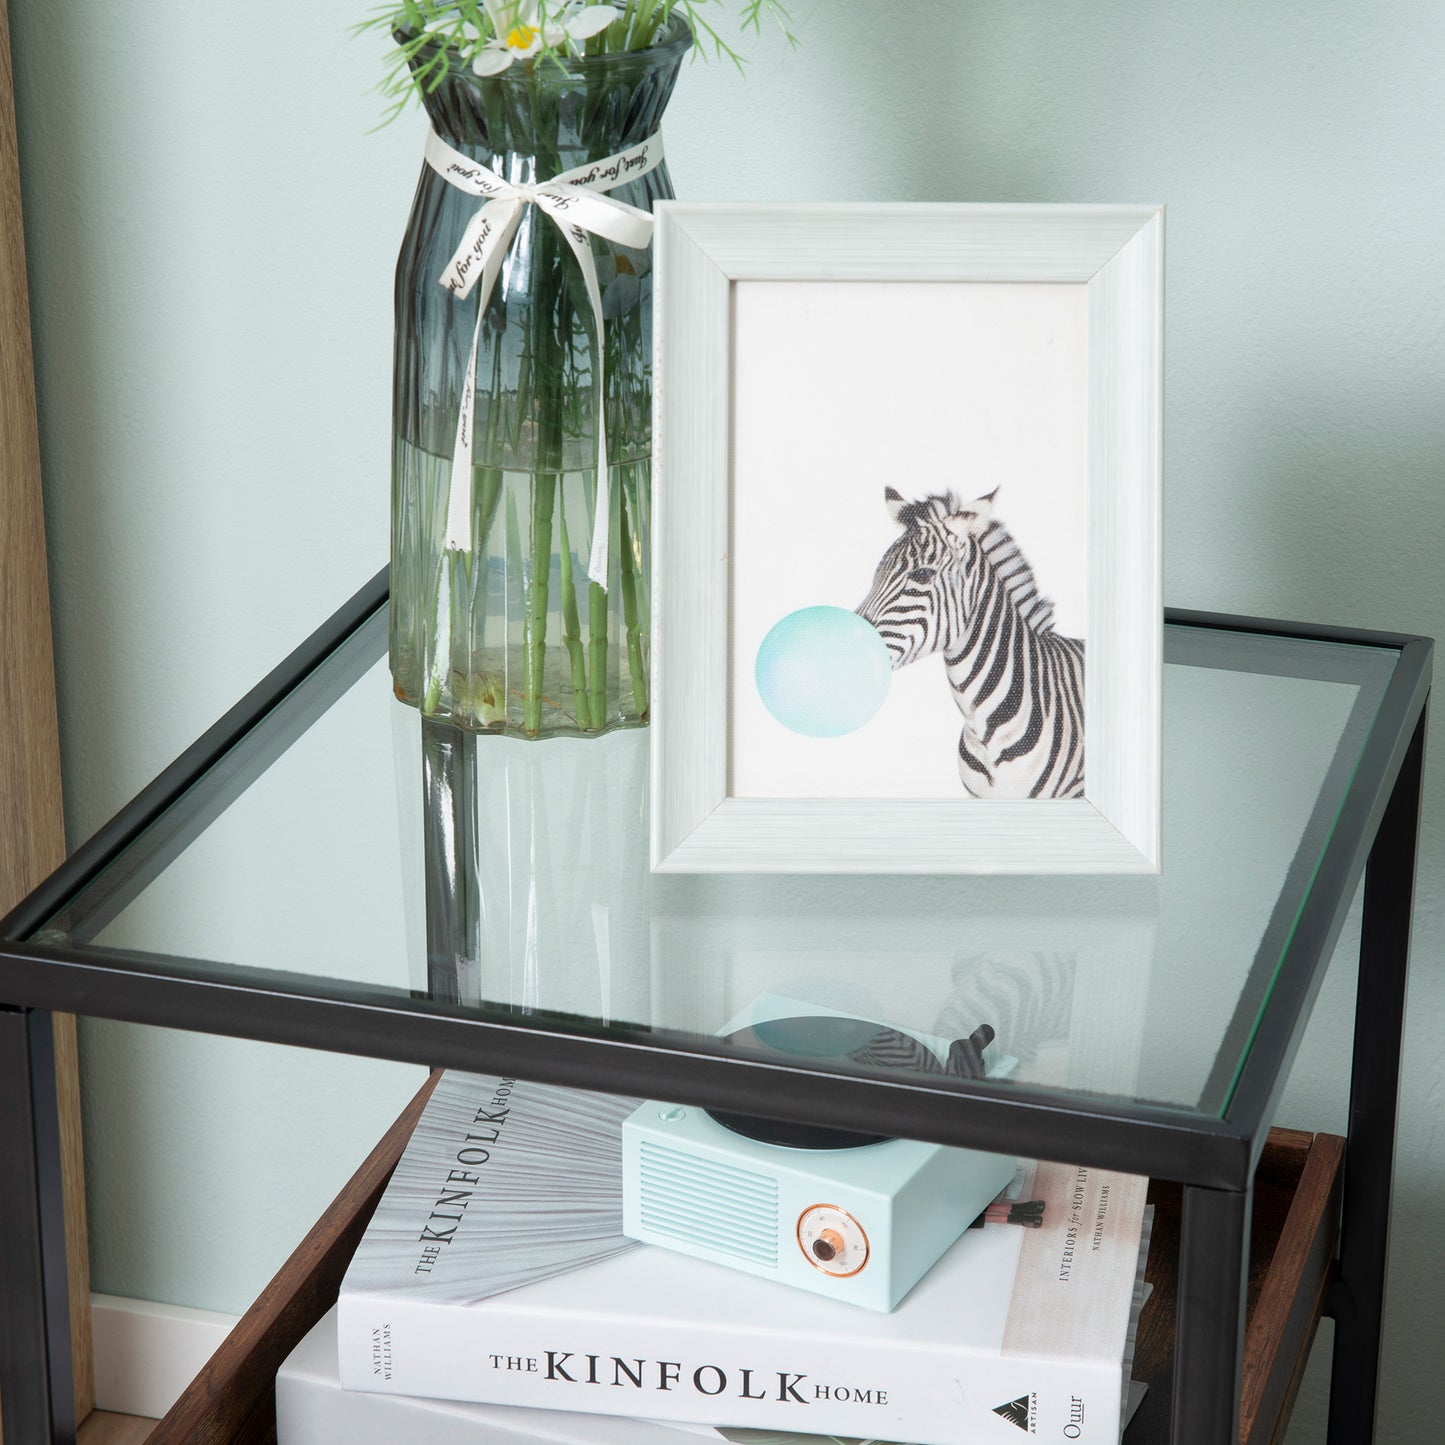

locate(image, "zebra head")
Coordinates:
856 487 996 666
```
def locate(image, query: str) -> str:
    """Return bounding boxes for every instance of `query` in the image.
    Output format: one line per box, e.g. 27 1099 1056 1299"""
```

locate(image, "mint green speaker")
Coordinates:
622 996 1017 1313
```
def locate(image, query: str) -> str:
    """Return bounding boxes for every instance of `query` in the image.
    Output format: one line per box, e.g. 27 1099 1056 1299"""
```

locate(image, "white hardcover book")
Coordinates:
337 1073 1149 1445
281 1308 1151 1445
281 1307 722 1444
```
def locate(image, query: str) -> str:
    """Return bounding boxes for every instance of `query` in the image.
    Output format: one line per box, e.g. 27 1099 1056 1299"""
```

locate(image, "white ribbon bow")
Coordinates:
424 128 664 588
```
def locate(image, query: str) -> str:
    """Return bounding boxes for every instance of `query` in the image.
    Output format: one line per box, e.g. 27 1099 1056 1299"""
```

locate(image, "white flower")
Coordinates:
470 0 619 75
599 251 643 317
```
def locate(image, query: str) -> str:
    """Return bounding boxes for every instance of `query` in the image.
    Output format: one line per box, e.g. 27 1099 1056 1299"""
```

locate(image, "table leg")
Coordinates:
0 1007 75 1444
1174 1181 1251 1445
421 716 481 1007
1328 708 1426 1442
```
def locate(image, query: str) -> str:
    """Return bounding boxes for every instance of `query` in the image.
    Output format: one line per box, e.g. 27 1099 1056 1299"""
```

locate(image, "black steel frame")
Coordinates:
0 575 1430 1445
0 1008 75 1444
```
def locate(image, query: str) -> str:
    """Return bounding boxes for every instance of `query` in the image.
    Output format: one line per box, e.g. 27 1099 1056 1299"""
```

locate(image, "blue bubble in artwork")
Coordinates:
755 606 894 738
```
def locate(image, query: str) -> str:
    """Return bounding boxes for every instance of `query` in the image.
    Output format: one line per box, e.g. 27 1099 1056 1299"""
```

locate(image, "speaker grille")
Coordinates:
638 1142 779 1267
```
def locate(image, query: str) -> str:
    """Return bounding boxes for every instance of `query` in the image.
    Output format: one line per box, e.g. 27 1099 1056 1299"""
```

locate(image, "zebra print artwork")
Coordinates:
856 487 1085 800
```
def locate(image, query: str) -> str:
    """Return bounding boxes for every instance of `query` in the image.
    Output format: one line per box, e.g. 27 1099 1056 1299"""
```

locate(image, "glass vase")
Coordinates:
390 21 689 738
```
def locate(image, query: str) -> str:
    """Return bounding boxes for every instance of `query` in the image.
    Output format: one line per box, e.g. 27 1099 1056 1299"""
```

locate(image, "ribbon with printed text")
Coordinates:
424 128 664 589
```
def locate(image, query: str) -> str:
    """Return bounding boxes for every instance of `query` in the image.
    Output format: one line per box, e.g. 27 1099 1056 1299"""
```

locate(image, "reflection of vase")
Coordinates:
390 22 689 738
423 721 652 1021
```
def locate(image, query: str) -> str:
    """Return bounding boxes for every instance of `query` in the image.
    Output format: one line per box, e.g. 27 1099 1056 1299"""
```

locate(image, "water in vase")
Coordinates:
391 435 651 739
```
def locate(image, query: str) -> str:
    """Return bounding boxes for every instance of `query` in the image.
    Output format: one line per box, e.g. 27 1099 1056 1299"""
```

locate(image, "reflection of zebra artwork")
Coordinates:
856 487 1085 799
935 951 1077 1087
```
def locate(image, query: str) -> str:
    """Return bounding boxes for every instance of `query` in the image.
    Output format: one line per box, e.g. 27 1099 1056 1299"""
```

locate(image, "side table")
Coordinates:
0 571 1430 1445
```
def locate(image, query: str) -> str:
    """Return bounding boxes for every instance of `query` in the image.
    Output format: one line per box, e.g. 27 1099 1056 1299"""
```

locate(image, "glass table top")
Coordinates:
24 597 1400 1123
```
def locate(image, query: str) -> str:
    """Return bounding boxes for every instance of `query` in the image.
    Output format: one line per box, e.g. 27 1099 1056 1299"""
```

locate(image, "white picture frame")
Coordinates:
650 203 1163 875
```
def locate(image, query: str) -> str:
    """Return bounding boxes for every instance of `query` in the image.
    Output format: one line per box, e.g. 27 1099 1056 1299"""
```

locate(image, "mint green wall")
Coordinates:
10 1 1444 1438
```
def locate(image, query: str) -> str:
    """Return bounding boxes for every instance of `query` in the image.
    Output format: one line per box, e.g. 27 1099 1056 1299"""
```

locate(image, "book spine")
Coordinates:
336 1293 1123 1445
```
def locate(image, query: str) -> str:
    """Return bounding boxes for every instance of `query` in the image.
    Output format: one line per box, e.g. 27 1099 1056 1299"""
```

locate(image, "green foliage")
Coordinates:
353 2 490 126
355 0 796 124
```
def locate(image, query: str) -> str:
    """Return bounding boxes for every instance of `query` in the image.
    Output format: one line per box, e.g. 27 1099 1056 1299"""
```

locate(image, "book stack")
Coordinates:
278 1071 1152 1445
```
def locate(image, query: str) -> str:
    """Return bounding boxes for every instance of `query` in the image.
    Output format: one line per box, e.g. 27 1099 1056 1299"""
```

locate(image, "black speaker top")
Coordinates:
705 1014 995 1151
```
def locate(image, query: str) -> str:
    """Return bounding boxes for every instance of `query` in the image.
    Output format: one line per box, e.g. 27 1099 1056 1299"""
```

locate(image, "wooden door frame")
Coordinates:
1 0 94 1428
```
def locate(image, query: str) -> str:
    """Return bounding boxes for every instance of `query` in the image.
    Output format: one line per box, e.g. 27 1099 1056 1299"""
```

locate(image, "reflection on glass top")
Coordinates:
33 612 1397 1120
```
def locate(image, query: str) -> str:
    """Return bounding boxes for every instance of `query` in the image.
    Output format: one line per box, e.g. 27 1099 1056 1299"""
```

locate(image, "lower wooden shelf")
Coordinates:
1127 1129 1344 1445
134 1076 1344 1445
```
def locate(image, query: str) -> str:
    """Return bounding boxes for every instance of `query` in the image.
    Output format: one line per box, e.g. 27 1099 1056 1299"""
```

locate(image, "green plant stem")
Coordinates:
589 577 609 727
624 0 664 49
466 350 507 723
618 477 648 716
557 508 593 728
424 549 450 715
474 344 507 550
524 76 571 737
525 473 556 735
504 486 525 718
474 467 504 550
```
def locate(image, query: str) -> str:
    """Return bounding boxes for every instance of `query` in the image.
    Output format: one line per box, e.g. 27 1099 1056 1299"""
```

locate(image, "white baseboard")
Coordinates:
91 1292 241 1420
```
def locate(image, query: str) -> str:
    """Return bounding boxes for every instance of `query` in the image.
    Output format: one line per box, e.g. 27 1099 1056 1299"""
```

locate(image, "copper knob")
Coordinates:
812 1227 847 1262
